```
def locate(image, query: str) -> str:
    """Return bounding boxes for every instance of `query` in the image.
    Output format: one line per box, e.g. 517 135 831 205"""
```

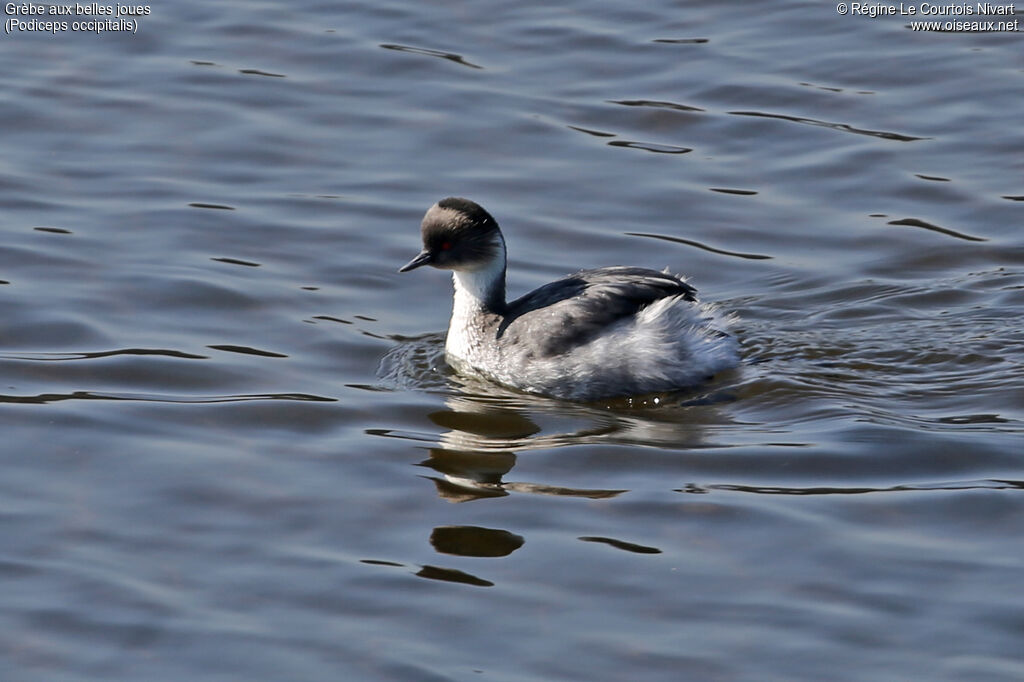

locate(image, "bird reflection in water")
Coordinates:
417 394 627 503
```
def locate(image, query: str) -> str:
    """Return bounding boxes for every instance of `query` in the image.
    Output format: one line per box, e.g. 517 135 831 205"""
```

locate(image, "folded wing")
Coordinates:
500 267 698 357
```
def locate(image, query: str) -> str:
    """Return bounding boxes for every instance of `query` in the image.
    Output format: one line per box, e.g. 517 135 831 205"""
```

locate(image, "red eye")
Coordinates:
441 241 452 251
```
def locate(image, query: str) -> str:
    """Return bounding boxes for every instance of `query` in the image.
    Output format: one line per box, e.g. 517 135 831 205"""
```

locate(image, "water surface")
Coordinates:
1 1 1022 680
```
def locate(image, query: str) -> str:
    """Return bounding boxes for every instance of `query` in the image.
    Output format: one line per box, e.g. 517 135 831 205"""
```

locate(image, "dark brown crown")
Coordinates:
417 198 503 271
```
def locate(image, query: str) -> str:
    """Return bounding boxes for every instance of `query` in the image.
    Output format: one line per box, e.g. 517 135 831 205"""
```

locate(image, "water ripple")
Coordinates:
578 536 662 554
567 125 616 138
211 257 261 267
238 69 286 78
0 390 336 405
188 202 235 210
685 479 1024 496
207 344 288 358
0 348 208 361
379 43 483 69
651 37 709 44
709 188 758 196
626 232 772 260
607 140 691 154
728 110 928 141
608 99 705 113
887 217 988 242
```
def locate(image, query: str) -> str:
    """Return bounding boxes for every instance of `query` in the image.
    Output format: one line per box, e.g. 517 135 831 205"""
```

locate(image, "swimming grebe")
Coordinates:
399 197 739 400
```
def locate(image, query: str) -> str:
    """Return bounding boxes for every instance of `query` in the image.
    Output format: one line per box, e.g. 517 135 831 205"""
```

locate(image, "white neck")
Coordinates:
451 234 507 312
446 247 506 364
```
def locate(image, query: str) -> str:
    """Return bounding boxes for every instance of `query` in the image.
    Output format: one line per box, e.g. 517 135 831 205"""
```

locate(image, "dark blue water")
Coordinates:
2 2 1022 680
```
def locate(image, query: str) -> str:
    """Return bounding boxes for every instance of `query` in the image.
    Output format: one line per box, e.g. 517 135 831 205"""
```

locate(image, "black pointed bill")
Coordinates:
398 250 433 273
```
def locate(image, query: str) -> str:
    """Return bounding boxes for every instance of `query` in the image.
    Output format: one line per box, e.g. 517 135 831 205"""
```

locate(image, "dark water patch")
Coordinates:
936 414 1010 425
578 536 662 554
652 37 708 44
360 559 404 567
188 203 235 210
607 140 691 154
0 348 208 361
238 69 286 78
354 315 377 322
430 526 524 557
691 479 1024 496
364 428 436 443
798 82 843 93
207 344 288 358
608 99 705 112
0 390 335 405
567 125 617 138
887 218 988 242
797 82 876 95
311 315 353 324
728 110 929 141
211 257 261 267
710 188 758 196
379 43 483 70
626 232 772 260
189 60 218 66
416 565 493 587
345 383 395 392
33 227 72 234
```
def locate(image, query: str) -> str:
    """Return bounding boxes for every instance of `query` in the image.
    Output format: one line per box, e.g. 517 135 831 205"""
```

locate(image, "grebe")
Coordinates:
399 197 739 400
